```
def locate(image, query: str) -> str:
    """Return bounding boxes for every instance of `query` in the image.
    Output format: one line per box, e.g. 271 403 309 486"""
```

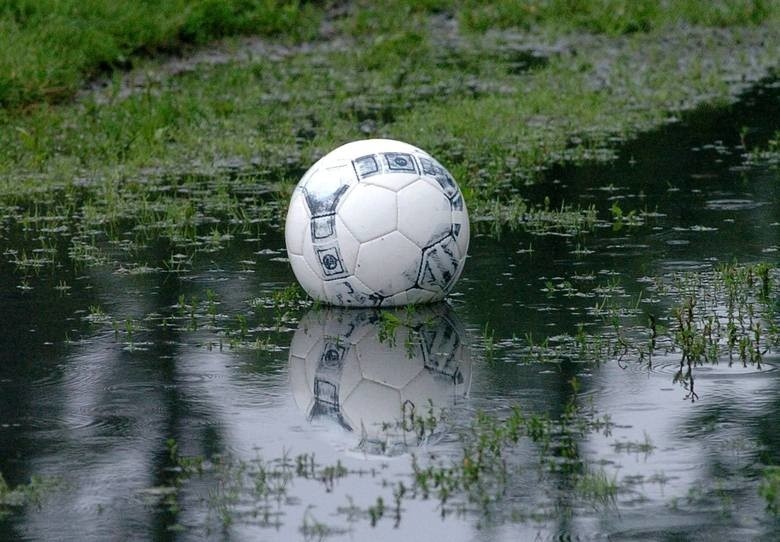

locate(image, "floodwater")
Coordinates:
1 80 779 540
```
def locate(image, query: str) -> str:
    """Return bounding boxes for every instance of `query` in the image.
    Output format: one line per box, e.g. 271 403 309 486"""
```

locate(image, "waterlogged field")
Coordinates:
1 2 780 540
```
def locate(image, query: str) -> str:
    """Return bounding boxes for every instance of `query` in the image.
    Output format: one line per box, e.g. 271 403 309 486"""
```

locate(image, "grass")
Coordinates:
457 0 775 34
1 3 777 147
0 0 320 108
0 472 58 520
4 0 773 110
0 11 777 253
498 262 780 400
574 470 619 507
761 466 780 516
747 130 780 168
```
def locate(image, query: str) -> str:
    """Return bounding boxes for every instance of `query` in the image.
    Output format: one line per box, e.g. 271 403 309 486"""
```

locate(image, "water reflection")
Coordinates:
289 304 471 456
0 78 777 541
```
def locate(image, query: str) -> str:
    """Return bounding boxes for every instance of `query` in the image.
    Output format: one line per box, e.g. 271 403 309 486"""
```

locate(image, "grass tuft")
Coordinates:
0 0 321 108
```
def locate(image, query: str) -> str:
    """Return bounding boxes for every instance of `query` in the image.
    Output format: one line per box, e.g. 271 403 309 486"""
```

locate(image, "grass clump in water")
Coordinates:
506 262 779 401
746 130 780 168
760 466 780 516
574 469 619 507
409 379 616 520
670 262 779 368
0 472 58 520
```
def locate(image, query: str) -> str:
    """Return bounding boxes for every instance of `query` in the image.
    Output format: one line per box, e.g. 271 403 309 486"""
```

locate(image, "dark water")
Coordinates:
1 81 779 540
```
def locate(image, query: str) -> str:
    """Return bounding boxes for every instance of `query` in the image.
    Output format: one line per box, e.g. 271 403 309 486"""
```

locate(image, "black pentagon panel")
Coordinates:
450 192 464 211
316 246 347 278
304 183 349 217
419 157 459 199
311 343 352 429
353 154 380 179
311 214 336 241
420 318 459 368
319 340 348 369
418 156 439 177
328 279 384 307
417 236 460 292
383 152 417 173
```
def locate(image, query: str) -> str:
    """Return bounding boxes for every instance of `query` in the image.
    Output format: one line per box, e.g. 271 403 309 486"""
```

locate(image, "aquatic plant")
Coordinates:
760 466 780 516
574 469 619 507
745 130 780 168
155 378 621 534
0 472 59 520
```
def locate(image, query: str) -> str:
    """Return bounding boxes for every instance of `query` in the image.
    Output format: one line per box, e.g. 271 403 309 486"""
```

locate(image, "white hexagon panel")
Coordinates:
397 179 453 248
285 139 470 306
337 184 397 243
285 189 309 256
355 231 420 297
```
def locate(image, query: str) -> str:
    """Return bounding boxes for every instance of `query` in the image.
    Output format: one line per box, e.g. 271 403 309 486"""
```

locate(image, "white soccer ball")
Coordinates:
285 139 469 307
289 305 471 455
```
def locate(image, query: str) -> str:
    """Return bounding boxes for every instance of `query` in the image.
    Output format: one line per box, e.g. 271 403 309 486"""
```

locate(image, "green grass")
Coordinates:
2 1 778 110
1 20 777 179
761 466 780 515
335 0 777 35
0 0 320 108
458 0 774 34
0 472 58 520
747 130 780 168
511 263 779 372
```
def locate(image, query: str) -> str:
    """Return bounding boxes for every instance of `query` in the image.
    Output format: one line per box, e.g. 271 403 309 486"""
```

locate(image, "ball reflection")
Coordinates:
289 304 471 455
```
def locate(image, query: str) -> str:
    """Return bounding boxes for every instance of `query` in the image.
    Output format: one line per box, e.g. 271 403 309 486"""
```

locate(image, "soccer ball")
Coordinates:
285 139 469 307
289 305 471 456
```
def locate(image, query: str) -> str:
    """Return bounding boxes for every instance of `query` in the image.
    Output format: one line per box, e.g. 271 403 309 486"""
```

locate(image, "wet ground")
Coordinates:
0 79 778 540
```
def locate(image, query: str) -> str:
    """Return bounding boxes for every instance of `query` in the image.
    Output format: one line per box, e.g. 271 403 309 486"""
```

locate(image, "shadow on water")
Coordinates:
0 78 778 539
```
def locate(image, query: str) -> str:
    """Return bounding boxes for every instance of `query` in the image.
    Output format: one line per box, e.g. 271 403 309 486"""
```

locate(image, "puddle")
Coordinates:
704 199 770 211
630 357 778 377
1 76 779 540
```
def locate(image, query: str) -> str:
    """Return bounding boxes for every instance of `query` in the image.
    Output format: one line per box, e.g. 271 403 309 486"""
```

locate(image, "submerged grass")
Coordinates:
746 130 780 168
496 262 780 400
761 466 780 516
0 472 58 520
156 380 624 534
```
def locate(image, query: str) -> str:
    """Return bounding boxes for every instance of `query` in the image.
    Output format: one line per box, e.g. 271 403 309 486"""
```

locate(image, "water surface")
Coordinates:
0 81 778 540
